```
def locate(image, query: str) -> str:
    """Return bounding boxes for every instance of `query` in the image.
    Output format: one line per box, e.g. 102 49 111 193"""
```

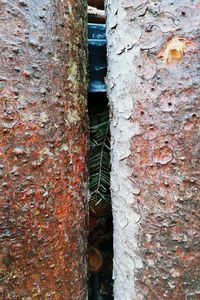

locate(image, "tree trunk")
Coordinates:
107 1 200 299
0 1 88 299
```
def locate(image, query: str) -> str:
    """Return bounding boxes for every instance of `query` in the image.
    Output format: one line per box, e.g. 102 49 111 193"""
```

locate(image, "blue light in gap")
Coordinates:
88 23 107 92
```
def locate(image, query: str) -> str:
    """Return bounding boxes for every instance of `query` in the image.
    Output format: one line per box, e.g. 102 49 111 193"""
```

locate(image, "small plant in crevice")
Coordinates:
89 109 111 217
88 98 113 300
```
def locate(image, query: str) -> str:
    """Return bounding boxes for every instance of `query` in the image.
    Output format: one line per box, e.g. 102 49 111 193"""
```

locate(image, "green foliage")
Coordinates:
89 110 110 203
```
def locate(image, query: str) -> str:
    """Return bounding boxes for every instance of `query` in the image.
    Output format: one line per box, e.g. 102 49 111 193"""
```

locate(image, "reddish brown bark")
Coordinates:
0 0 88 299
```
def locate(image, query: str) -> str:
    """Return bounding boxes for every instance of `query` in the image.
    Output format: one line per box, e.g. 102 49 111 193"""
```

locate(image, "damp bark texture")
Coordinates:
106 1 200 299
0 0 88 299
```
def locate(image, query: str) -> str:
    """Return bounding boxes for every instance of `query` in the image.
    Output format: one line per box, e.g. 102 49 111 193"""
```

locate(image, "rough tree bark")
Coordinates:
0 0 87 299
107 0 200 299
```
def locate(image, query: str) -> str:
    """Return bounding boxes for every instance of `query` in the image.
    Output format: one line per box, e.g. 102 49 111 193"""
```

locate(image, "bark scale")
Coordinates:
107 0 200 299
0 0 88 299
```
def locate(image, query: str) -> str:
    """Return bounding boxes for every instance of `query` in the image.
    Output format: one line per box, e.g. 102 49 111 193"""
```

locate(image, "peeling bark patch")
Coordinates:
153 146 173 165
158 36 194 64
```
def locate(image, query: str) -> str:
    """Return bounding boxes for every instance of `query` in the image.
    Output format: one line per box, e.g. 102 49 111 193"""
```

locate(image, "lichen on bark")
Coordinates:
0 0 88 299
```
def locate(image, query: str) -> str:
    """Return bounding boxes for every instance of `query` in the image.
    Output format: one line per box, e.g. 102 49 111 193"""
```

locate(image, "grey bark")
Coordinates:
106 0 200 299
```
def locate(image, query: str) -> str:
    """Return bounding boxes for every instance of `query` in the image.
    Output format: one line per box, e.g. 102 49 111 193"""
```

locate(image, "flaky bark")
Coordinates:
107 0 200 299
0 0 88 299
